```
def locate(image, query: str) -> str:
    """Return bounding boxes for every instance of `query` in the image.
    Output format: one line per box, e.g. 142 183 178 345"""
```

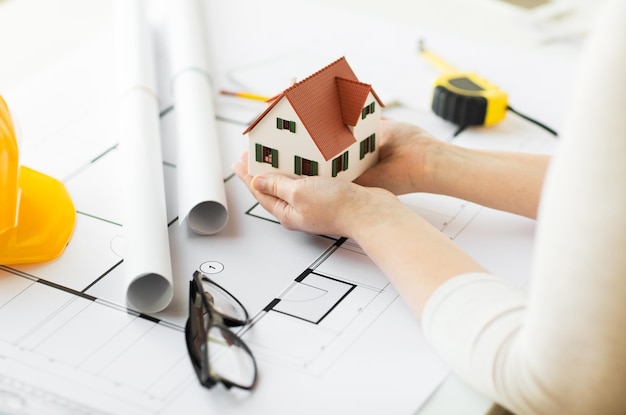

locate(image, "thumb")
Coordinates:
251 174 285 197
252 174 299 202
251 175 268 192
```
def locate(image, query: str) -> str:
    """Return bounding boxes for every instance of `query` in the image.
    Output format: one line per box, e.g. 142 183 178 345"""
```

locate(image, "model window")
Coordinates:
360 133 376 159
255 144 279 168
332 151 349 177
361 102 375 119
276 118 296 133
294 156 318 176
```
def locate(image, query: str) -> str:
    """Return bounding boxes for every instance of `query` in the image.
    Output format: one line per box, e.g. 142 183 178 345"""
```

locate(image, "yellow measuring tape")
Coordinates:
419 39 508 127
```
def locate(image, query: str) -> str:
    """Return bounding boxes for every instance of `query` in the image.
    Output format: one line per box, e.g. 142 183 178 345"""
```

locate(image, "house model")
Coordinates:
243 57 384 181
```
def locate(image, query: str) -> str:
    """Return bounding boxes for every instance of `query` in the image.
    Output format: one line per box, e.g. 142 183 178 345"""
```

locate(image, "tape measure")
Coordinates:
419 39 508 128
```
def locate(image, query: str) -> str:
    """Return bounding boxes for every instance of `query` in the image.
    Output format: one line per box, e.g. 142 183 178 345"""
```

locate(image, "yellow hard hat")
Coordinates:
1 95 76 265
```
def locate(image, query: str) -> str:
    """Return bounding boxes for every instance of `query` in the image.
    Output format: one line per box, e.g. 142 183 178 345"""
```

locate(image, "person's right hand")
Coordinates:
355 119 439 195
232 152 403 239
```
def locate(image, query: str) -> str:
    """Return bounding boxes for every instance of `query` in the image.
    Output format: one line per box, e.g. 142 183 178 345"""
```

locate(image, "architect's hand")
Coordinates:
233 154 402 238
354 119 438 195
358 119 549 219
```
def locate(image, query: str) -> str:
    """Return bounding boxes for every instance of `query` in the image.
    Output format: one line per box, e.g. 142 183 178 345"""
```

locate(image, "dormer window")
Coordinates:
361 102 375 119
276 118 296 133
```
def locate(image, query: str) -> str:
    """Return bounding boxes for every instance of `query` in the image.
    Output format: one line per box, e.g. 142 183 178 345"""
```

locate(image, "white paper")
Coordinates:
113 0 173 312
167 0 228 235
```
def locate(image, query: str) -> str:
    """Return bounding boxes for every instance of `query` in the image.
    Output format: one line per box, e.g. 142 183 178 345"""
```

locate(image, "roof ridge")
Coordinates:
284 56 354 94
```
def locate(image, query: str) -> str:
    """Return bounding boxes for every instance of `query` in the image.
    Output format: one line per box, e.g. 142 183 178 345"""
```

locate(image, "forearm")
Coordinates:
421 140 549 219
347 200 486 318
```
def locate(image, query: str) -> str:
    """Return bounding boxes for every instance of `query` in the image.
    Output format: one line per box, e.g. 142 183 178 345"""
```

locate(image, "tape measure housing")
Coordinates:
432 73 508 126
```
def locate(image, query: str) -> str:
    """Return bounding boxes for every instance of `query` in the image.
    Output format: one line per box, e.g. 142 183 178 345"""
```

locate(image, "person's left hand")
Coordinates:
232 153 399 239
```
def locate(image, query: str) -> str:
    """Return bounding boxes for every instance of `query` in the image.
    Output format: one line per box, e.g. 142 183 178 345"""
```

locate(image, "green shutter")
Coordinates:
371 134 376 151
289 121 296 133
361 107 367 119
332 159 338 177
311 161 318 176
343 151 349 170
360 140 366 159
276 118 283 129
294 156 301 175
255 143 262 162
271 148 279 168
370 102 375 113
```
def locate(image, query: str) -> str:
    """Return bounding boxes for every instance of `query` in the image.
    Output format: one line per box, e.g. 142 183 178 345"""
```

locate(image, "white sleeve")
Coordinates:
422 1 626 414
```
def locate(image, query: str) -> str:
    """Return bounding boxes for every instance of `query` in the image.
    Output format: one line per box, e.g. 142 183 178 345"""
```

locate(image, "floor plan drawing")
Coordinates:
0 37 447 412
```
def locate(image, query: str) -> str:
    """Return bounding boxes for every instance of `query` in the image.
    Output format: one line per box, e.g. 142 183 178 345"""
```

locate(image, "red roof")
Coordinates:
243 57 384 161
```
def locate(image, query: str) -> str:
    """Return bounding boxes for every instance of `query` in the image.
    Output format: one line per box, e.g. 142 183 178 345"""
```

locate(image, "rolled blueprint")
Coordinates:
167 0 229 235
114 0 173 313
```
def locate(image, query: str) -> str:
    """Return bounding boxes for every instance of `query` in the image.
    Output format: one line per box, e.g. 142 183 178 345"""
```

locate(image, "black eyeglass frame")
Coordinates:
185 270 258 390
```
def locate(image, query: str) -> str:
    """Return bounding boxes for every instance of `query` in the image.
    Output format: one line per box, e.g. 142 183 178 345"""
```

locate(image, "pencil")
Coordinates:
219 90 269 102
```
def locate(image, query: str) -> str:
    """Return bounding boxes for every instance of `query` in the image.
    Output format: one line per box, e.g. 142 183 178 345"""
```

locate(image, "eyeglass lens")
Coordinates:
207 325 257 388
199 277 248 325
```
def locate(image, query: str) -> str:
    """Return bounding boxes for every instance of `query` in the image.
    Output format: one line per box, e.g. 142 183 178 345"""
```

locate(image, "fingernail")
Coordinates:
252 176 266 191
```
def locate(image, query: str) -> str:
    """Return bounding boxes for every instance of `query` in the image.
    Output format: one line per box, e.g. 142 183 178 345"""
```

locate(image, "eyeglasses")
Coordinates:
185 270 258 390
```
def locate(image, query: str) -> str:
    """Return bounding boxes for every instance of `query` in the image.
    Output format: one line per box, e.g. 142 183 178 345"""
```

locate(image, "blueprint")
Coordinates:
0 0 572 413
